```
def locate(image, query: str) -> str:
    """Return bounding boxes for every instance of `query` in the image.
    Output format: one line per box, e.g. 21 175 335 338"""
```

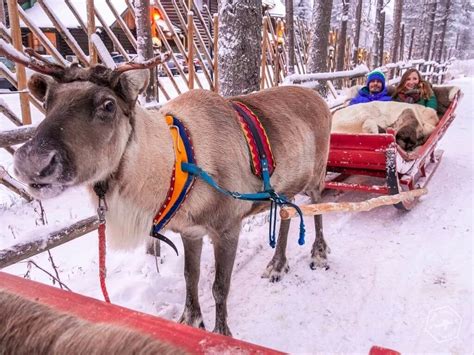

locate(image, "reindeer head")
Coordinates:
4 46 168 199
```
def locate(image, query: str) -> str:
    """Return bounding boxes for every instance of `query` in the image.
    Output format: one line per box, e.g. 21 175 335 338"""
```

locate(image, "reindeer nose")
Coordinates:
38 151 59 178
14 146 61 183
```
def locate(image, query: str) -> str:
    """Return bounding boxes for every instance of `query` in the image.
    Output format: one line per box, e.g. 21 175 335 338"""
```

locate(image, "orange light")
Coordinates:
276 21 285 45
152 8 161 21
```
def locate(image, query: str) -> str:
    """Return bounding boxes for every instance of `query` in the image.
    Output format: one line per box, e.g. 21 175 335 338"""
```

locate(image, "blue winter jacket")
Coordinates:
349 87 392 105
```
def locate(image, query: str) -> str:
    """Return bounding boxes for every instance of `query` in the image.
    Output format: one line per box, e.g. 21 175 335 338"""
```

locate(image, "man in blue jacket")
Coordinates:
349 70 392 105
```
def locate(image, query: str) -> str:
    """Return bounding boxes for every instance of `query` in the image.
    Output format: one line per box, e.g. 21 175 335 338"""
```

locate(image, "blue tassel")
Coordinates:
268 200 277 248
298 218 306 246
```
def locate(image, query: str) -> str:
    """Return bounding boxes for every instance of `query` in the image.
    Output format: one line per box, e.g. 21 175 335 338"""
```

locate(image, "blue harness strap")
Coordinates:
181 106 307 250
181 162 305 247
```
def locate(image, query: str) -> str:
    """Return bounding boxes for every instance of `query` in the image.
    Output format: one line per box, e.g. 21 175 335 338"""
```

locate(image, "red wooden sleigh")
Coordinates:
325 88 462 210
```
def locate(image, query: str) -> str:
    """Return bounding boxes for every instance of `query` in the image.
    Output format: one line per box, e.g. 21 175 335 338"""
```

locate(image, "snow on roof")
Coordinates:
263 0 285 17
20 0 128 28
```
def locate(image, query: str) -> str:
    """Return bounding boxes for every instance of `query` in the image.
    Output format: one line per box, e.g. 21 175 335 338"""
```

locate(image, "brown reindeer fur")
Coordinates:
331 101 439 150
0 291 185 354
14 67 332 336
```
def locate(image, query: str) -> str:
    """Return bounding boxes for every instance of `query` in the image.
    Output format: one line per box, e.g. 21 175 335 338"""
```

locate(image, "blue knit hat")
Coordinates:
366 70 386 90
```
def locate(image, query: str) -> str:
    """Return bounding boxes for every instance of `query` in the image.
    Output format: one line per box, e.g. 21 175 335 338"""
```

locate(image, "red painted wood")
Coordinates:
325 181 389 194
369 345 401 355
328 149 388 171
0 272 283 354
327 168 387 179
329 133 395 150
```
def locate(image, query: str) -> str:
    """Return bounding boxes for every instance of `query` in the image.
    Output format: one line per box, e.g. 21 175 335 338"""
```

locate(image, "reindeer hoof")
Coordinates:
309 254 329 270
213 325 232 337
178 311 205 330
261 259 289 282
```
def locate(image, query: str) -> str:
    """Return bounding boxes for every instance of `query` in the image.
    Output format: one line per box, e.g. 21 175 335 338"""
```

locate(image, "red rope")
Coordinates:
98 223 111 303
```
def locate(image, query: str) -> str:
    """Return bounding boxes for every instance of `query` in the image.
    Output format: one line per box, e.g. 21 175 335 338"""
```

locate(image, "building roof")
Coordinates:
20 0 128 28
262 0 285 17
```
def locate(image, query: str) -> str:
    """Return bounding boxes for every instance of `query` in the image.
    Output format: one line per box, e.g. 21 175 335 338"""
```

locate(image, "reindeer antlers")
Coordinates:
0 39 66 78
0 38 171 79
115 52 171 73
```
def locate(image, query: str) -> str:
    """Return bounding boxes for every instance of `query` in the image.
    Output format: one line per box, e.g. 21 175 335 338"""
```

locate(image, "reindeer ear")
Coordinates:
28 74 55 102
116 69 149 102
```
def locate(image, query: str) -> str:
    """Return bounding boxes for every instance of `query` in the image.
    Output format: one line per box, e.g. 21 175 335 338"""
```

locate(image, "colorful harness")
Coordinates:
232 101 275 181
150 115 196 254
151 107 306 251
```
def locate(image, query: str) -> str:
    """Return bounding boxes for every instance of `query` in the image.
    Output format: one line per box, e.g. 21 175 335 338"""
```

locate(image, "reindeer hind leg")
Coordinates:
308 190 330 270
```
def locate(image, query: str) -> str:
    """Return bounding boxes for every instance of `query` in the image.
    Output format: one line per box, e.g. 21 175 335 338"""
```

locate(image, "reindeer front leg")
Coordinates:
211 225 240 336
262 218 291 282
178 236 205 330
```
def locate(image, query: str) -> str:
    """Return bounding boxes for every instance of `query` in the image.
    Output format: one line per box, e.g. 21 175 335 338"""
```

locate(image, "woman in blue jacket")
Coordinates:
350 70 392 105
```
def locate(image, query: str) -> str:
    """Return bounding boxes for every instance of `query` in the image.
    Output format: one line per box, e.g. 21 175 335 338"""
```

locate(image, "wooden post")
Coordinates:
87 1 98 64
213 14 219 93
7 0 31 125
187 12 194 90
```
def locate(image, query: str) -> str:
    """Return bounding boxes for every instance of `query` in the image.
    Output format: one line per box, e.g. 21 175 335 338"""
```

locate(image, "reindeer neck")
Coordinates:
108 105 175 210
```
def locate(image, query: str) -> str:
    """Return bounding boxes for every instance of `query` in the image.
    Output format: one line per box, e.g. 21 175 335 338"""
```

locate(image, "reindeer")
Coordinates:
332 101 440 151
8 49 332 336
0 291 183 354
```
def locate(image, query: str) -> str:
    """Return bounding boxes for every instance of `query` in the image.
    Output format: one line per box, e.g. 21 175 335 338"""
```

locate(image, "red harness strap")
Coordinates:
98 223 110 303
232 101 276 178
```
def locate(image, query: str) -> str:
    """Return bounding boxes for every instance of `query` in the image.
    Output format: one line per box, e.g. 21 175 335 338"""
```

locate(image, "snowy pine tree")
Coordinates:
307 0 334 73
294 0 312 24
455 0 474 59
218 0 262 96
390 0 403 63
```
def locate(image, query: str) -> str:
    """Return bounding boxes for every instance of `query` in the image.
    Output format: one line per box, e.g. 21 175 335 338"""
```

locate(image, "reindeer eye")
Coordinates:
103 100 116 113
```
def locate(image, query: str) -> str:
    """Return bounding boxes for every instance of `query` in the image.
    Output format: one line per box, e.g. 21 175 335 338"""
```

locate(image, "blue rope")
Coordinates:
181 162 306 247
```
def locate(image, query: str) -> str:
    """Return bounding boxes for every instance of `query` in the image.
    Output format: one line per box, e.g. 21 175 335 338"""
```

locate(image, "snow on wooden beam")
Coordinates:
0 165 33 202
0 272 283 354
0 125 36 148
0 216 98 269
282 64 369 86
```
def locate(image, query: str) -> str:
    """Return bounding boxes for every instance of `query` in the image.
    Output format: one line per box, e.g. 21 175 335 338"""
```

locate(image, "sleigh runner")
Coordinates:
324 86 462 210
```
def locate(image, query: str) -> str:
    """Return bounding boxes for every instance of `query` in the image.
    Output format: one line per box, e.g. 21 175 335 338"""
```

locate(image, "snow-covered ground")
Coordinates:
0 72 472 353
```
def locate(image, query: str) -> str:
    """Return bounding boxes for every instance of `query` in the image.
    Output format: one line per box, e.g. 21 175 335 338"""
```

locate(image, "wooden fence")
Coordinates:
0 1 454 269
